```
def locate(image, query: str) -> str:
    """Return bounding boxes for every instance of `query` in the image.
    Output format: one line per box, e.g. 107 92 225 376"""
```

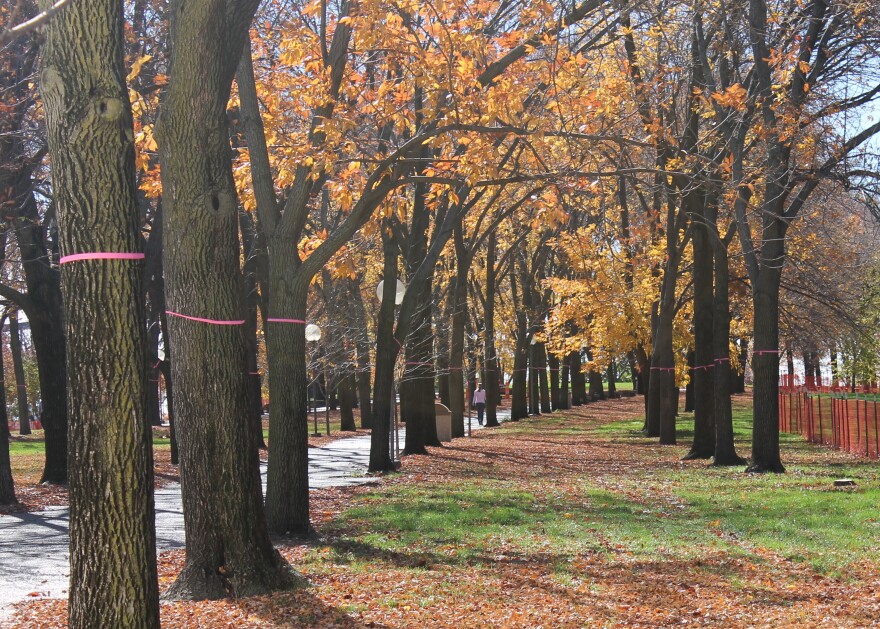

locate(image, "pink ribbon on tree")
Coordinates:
59 252 145 264
166 310 245 326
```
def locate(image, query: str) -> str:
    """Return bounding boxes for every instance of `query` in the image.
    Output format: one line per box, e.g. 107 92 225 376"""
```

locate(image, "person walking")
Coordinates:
473 384 487 425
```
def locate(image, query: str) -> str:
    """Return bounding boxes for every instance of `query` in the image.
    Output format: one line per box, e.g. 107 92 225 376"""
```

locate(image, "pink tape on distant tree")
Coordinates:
166 310 245 326
753 349 781 356
266 318 306 324
59 252 145 264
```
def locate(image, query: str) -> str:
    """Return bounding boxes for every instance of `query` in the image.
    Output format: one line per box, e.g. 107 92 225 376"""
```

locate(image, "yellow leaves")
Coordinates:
126 54 152 82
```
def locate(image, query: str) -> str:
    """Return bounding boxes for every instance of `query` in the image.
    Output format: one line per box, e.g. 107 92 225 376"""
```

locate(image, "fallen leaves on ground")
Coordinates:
8 395 880 627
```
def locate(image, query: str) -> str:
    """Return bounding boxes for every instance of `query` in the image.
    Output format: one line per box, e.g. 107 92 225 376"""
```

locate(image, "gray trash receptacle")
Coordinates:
435 402 452 442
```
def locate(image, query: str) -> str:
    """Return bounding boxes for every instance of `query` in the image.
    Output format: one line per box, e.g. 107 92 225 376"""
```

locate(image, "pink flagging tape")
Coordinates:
249 371 260 376
166 310 245 326
152 360 161 368
753 349 781 356
650 366 676 372
59 252 145 264
266 318 306 324
691 364 714 371
714 357 730 363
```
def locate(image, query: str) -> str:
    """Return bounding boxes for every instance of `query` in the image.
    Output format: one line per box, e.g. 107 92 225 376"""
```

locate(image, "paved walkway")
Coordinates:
0 413 503 622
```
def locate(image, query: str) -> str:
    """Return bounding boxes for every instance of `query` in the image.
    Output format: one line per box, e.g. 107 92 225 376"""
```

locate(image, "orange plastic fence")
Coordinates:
779 389 880 459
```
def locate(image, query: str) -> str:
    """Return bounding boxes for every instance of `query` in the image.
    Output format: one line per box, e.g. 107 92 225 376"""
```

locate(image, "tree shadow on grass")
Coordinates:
224 587 391 628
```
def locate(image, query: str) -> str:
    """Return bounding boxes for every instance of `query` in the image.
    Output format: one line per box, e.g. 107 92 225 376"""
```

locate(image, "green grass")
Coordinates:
7 429 177 455
314 394 880 586
8 437 46 457
584 399 880 575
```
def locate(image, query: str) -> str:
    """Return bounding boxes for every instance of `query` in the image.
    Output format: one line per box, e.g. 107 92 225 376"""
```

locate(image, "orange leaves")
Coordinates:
711 83 748 111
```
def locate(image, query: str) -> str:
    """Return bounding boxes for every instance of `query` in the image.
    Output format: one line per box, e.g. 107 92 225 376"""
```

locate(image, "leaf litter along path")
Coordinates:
9 395 880 628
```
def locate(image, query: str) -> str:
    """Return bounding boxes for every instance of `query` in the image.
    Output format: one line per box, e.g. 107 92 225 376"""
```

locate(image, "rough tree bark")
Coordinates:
39 0 160 623
684 199 715 459
158 0 296 596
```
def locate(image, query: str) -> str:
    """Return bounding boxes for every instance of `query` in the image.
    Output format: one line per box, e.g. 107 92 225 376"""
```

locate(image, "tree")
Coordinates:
38 0 160 623
734 0 880 471
8 310 30 434
0 311 15 506
0 2 68 485
157 0 296 598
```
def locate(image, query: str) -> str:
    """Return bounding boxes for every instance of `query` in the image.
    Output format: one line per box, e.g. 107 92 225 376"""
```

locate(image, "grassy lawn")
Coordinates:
213 393 876 627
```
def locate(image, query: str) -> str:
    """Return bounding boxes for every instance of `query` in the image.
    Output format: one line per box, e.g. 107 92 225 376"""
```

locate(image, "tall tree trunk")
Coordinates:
146 319 162 427
448 267 468 437
536 342 551 413
559 356 570 409
604 361 615 399
483 233 500 426
370 227 400 471
9 311 31 435
710 236 745 466
338 371 356 431
240 209 267 450
12 185 67 484
549 353 561 410
647 309 676 444
508 255 528 420
0 317 16 505
684 350 695 413
159 0 294 596
400 176 439 454
588 366 605 401
158 357 178 464
349 278 373 428
39 0 160 622
436 287 452 407
570 352 587 406
263 250 311 535
748 265 785 472
685 212 715 458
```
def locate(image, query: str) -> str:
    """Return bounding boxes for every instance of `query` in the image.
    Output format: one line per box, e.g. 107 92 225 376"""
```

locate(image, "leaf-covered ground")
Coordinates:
8 394 880 627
